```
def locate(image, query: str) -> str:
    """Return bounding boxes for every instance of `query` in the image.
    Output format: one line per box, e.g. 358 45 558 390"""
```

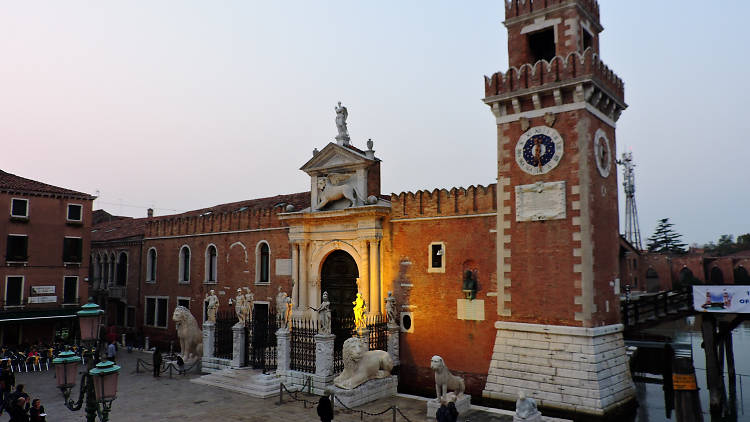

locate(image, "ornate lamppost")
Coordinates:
52 301 121 422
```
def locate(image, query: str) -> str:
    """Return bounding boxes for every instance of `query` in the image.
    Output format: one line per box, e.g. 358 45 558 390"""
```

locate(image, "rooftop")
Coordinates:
0 169 95 200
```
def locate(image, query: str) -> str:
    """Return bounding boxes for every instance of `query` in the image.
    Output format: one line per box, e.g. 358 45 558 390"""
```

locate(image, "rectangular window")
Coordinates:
63 276 78 304
6 235 29 262
582 28 593 52
528 27 556 63
67 204 83 222
145 298 156 326
177 297 190 309
63 237 83 263
5 276 23 306
10 199 28 218
428 242 445 273
156 298 168 328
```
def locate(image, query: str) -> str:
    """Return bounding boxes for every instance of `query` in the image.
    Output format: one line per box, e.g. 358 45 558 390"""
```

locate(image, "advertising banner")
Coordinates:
31 286 55 295
693 286 750 313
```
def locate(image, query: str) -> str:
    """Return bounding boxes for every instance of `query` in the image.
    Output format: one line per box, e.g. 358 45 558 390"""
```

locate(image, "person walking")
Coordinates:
8 397 29 422
316 390 333 422
106 340 116 363
152 346 162 378
29 399 45 422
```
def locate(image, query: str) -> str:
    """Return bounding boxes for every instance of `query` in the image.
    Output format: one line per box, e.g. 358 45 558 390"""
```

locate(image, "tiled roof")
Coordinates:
92 216 146 242
0 170 94 199
150 191 311 220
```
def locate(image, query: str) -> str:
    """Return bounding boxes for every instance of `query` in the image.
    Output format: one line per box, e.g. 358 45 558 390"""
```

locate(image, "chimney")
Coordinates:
147 208 154 218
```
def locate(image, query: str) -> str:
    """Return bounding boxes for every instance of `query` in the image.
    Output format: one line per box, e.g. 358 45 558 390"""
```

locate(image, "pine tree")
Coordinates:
646 218 687 253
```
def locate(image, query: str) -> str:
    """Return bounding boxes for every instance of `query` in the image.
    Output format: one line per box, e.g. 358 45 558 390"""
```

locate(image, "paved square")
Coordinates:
12 351 511 421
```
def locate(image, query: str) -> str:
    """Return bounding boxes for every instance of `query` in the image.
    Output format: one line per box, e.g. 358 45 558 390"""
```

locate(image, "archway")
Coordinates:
710 267 724 285
321 250 359 319
734 266 750 284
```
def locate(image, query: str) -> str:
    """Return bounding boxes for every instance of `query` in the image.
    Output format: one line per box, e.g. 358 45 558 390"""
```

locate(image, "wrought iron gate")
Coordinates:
215 310 237 360
245 306 277 372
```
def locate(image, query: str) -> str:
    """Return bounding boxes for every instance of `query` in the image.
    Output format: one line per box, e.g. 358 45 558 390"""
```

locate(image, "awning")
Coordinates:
0 308 80 323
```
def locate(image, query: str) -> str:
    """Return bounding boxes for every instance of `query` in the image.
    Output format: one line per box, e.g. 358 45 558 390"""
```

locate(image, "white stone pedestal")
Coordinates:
387 325 400 366
202 322 215 359
426 395 471 419
315 334 336 378
356 329 370 351
276 328 291 376
482 322 635 416
231 323 245 368
331 375 398 408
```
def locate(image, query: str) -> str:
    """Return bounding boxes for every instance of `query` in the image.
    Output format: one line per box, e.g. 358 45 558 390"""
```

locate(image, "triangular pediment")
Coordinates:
300 143 374 175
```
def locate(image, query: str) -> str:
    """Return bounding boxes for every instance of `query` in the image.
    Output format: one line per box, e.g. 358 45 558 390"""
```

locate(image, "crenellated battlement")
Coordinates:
484 48 623 101
505 0 599 22
390 184 496 219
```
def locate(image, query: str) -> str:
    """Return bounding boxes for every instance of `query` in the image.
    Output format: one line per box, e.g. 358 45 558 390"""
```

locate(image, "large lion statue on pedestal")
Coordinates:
172 306 203 361
333 337 393 389
430 355 465 400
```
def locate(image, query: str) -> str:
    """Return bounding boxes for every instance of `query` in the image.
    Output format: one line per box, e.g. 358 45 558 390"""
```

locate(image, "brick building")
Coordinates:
90 1 641 416
0 170 94 346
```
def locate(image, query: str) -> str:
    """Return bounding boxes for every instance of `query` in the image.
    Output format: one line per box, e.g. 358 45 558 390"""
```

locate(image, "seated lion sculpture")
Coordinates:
333 337 393 389
172 306 203 362
431 355 465 400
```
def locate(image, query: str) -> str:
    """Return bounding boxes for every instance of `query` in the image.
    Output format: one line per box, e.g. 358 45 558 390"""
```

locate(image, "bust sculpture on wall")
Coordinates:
461 270 478 300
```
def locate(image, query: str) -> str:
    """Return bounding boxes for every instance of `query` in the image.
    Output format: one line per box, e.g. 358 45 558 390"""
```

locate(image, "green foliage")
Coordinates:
703 233 750 256
646 218 687 254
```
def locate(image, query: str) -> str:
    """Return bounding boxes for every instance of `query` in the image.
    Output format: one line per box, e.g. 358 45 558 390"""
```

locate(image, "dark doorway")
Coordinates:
321 250 359 319
734 266 750 284
710 267 724 285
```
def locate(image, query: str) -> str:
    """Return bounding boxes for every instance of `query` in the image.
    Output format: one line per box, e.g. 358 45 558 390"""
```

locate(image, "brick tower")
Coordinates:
482 0 634 416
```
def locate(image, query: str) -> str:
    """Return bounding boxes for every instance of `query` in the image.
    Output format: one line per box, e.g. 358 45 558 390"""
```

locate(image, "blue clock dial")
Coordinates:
522 134 555 170
515 126 564 175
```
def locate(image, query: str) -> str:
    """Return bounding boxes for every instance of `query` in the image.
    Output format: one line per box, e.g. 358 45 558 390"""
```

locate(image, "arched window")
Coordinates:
205 245 218 283
146 248 157 283
116 252 127 286
179 246 191 283
710 267 724 285
109 254 116 284
734 266 750 284
256 242 270 284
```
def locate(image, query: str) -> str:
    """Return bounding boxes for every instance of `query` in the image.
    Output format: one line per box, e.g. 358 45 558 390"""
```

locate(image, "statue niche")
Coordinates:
316 172 364 211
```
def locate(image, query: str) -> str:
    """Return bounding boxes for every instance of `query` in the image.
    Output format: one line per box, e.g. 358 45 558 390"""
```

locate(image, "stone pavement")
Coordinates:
12 351 516 421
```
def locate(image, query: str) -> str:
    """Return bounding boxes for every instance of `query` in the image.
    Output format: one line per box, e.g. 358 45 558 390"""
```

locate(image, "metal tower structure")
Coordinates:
618 151 643 250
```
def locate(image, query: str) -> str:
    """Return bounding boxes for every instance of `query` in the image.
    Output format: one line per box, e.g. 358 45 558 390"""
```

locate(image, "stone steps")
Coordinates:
191 367 280 398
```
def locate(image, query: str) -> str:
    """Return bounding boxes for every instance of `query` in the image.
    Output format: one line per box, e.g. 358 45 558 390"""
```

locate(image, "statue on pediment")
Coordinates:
335 102 350 144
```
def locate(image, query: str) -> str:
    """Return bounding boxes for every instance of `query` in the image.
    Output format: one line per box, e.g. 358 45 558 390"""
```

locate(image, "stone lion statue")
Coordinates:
333 337 393 389
431 355 465 400
172 306 203 362
315 175 363 210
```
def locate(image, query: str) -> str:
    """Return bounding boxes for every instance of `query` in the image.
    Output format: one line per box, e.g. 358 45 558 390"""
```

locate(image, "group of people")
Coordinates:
0 381 46 422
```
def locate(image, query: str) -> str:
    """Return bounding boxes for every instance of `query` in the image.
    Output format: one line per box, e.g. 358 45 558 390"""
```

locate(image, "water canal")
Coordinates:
629 316 749 422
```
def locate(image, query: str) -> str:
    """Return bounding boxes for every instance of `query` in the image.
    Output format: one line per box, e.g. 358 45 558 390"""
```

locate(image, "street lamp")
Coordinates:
53 299 121 422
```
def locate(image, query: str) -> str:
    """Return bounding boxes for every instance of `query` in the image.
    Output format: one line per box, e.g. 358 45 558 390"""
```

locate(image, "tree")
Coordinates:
647 218 687 253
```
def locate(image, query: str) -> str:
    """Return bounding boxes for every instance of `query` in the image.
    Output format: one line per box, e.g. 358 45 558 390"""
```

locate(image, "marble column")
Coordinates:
387 325 400 366
369 239 380 315
202 321 215 359
299 242 308 309
291 242 299 307
231 323 245 368
276 328 291 376
360 240 370 309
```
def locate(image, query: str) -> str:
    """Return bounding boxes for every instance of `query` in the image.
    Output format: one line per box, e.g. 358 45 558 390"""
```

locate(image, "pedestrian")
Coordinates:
316 390 333 422
8 384 30 412
8 397 29 422
152 346 162 378
29 399 45 422
106 340 116 363
435 396 458 422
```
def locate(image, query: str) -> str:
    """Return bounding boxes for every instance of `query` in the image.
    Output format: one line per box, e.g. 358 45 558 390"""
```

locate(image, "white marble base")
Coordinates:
330 375 397 408
482 322 635 416
426 395 471 419
514 412 543 422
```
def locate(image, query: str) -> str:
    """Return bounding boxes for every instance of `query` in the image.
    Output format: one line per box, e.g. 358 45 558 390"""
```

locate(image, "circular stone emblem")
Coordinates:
515 126 564 175
593 129 612 178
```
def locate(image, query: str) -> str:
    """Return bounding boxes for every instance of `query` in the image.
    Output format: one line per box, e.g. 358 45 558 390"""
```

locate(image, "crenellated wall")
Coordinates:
505 0 599 21
389 184 496 219
484 48 624 101
145 208 289 238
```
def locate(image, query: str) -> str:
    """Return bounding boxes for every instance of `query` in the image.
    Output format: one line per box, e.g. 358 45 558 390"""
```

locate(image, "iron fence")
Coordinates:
367 314 387 351
245 309 277 372
332 312 354 374
214 310 237 360
290 318 317 373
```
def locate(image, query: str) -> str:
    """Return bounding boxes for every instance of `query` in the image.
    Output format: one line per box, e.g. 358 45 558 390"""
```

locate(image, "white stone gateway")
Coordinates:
172 306 203 362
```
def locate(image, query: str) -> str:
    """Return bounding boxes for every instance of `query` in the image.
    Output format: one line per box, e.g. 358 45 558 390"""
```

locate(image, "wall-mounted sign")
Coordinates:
693 286 750 314
31 286 55 295
28 296 57 304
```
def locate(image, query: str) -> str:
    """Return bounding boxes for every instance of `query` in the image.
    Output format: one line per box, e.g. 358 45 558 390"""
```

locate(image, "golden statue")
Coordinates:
353 292 367 331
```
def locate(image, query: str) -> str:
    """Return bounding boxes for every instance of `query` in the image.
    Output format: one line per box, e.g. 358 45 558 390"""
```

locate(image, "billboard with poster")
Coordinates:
693 286 750 313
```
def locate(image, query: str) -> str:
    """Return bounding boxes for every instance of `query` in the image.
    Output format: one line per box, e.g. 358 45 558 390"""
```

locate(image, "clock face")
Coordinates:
515 126 564 175
594 129 611 178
